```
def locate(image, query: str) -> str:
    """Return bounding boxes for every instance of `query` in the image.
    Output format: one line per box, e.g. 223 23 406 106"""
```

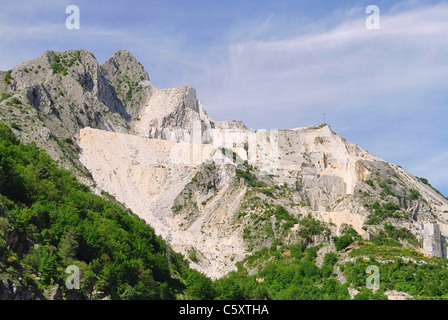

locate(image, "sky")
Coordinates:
0 0 447 196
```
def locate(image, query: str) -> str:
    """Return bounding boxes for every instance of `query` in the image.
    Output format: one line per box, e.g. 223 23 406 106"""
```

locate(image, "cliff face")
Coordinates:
2 49 448 279
79 122 448 278
0 49 154 186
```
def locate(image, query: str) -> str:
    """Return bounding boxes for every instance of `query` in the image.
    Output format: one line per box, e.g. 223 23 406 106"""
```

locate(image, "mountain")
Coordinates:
1 49 448 299
0 123 216 300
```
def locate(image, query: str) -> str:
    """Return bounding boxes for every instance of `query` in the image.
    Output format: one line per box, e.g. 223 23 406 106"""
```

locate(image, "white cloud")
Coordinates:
192 2 448 126
186 2 448 194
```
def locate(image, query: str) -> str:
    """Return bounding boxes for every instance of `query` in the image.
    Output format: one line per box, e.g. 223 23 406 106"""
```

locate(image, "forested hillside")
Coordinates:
0 123 211 299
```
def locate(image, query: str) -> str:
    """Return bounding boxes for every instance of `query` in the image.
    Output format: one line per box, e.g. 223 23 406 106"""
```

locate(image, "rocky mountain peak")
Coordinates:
101 49 149 81
0 49 137 183
100 50 151 119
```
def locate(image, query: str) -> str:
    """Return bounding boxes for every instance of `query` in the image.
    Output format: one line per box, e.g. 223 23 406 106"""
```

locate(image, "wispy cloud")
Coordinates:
194 3 448 120
0 0 446 195
188 2 448 194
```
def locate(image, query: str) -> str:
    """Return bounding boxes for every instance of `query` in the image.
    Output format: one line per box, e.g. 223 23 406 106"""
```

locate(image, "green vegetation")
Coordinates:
364 200 407 225
365 180 375 188
10 97 21 105
417 177 447 199
383 223 418 246
0 93 12 103
313 123 328 130
274 205 298 230
117 73 142 105
10 122 21 131
334 227 361 251
297 214 327 240
235 164 265 188
344 244 448 298
214 238 448 300
68 50 82 67
4 70 13 85
52 54 68 76
188 248 199 263
0 123 210 299
409 188 421 200
52 62 68 76
214 245 349 300
171 204 183 214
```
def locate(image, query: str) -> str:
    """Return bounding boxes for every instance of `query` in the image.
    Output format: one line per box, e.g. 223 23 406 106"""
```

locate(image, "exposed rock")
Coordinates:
315 243 336 267
3 49 448 280
45 284 62 300
422 222 442 257
348 287 360 299
385 290 413 300
0 49 141 185
0 279 42 300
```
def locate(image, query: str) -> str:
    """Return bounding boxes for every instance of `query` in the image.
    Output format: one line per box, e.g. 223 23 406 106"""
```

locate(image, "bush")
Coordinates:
188 248 198 263
52 63 68 76
365 180 375 187
0 93 12 103
322 252 338 278
185 270 215 300
235 166 264 188
298 214 326 240
274 205 298 230
10 97 21 105
365 201 402 224
4 70 12 84
384 223 418 245
334 234 354 251
10 122 21 131
409 189 421 200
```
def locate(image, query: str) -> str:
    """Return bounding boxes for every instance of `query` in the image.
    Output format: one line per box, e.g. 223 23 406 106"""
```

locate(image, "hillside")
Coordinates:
0 123 211 299
79 124 448 279
1 49 448 299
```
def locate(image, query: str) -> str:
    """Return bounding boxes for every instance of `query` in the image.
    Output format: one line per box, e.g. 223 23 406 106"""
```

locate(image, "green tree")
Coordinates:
39 250 59 284
59 228 79 262
334 234 353 251
185 270 215 300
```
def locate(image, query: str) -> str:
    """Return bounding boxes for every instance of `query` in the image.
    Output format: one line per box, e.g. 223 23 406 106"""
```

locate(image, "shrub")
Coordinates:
188 248 198 263
274 205 298 230
334 234 354 251
10 122 21 131
365 201 402 224
365 180 375 187
63 137 74 145
4 70 12 84
235 166 264 188
10 97 21 105
0 93 12 103
409 189 421 200
298 214 326 240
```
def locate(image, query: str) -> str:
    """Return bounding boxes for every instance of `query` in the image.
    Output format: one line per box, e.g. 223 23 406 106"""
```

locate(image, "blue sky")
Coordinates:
0 0 447 196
